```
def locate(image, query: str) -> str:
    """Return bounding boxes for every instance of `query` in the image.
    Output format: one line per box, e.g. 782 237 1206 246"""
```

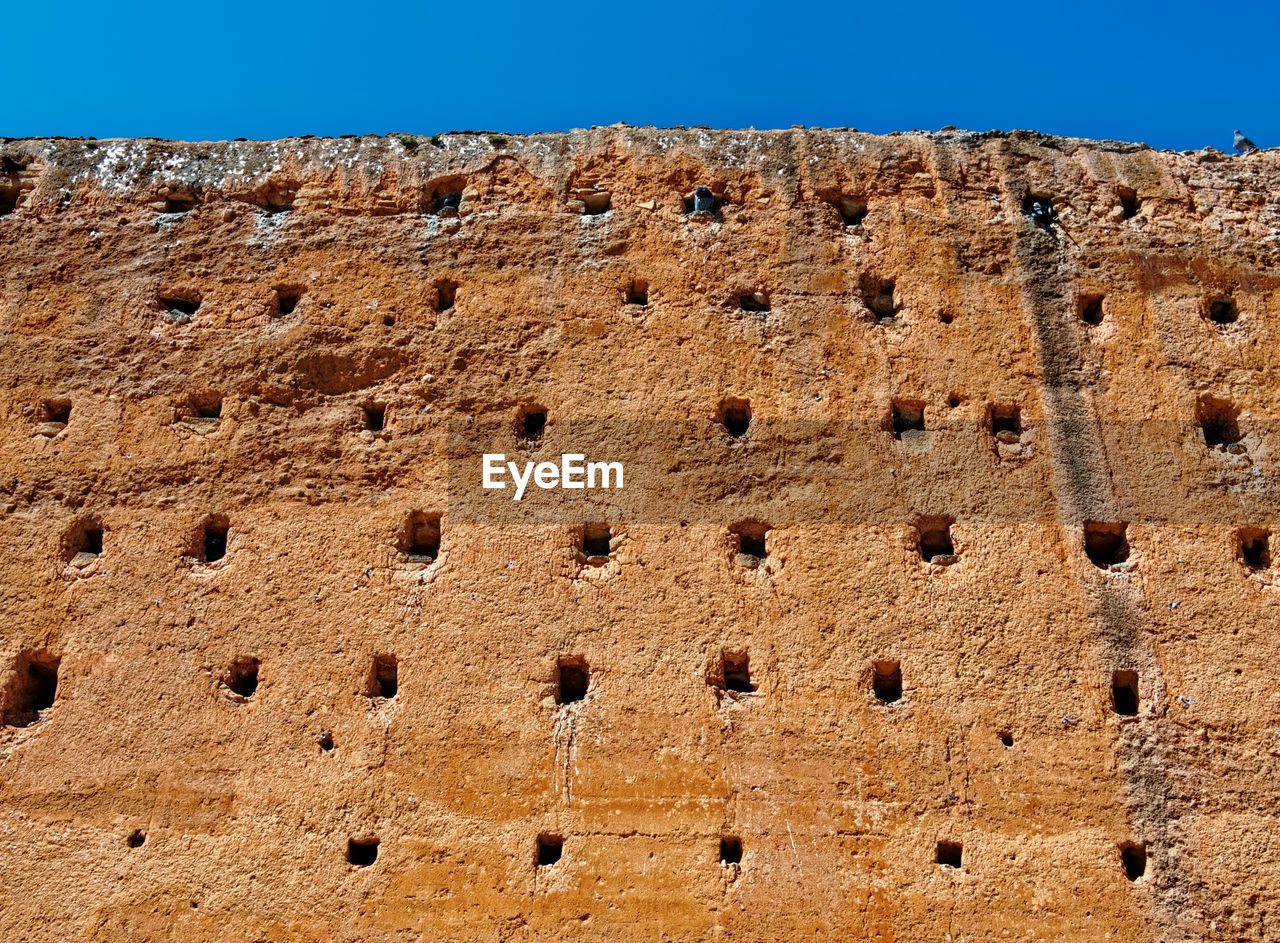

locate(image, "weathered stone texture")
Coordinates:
1 127 1279 941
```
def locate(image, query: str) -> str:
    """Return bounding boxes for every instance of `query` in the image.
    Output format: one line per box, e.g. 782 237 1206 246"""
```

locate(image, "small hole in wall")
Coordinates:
1112 670 1138 716
221 657 259 699
721 651 755 694
730 521 768 564
0 186 20 216
991 405 1022 442
190 394 222 420
684 186 718 214
1 650 60 728
1079 295 1104 325
159 296 201 318
1239 528 1270 570
517 405 546 443
274 287 302 316
401 512 441 562
127 829 146 849
164 194 198 213
319 731 335 752
1117 186 1139 219
1084 522 1129 568
720 398 751 438
1120 842 1147 881
580 191 611 215
368 655 398 700
999 731 1013 748
832 195 867 227
1197 397 1242 449
939 311 954 325
383 315 395 327
626 279 648 305
582 523 611 559
364 404 385 432
201 517 229 562
537 834 563 867
863 279 897 320
720 836 743 865
936 840 963 868
739 291 770 313
873 660 902 704
65 519 103 560
434 280 457 312
917 517 955 563
42 399 71 425
1207 297 1238 325
556 657 589 704
433 191 462 215
891 401 925 438
347 837 379 867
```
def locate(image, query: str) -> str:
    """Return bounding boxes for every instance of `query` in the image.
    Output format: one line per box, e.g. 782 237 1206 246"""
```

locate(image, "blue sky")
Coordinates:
6 0 1275 151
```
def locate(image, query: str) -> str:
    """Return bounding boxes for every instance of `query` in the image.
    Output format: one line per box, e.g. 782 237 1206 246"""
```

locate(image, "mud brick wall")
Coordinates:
0 127 1278 941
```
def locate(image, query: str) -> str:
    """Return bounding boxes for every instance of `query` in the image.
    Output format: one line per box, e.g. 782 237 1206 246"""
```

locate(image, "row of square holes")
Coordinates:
55 510 1276 576
123 828 1146 882
147 282 1244 329
32 388 1256 459
0 648 1149 733
3 648 1148 880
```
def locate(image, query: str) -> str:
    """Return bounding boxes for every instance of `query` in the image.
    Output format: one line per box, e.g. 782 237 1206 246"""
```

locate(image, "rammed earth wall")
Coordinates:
0 127 1278 941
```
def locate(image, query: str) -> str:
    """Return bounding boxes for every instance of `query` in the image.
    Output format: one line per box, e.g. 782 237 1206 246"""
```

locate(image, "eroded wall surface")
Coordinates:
1 128 1278 941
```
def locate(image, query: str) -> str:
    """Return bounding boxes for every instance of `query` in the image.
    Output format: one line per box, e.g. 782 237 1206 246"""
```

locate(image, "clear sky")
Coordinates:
5 0 1275 152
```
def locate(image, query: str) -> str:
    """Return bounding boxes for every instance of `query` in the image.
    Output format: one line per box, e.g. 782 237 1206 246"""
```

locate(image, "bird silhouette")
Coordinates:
692 186 715 213
1234 130 1260 154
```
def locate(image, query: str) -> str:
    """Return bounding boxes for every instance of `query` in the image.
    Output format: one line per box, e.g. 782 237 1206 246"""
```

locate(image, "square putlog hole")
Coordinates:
873 660 902 704
720 836 743 865
42 398 71 426
891 400 925 439
990 404 1022 442
1206 296 1238 325
1197 396 1243 451
555 657 589 704
363 404 386 432
721 650 755 694
220 656 260 700
199 515 229 563
1120 841 1147 881
719 398 752 438
863 278 897 320
401 512 441 562
729 521 768 567
936 840 963 868
625 278 648 305
1112 670 1138 716
916 516 956 565
582 523 611 561
346 837 379 867
516 405 546 444
1 650 60 728
1239 527 1271 570
368 655 398 700
433 279 457 312
1078 294 1104 325
1084 522 1129 569
536 834 563 867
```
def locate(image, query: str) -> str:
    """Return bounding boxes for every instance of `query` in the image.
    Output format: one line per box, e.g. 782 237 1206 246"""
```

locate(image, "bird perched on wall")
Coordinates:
1026 195 1079 247
1234 130 1260 154
692 186 715 213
